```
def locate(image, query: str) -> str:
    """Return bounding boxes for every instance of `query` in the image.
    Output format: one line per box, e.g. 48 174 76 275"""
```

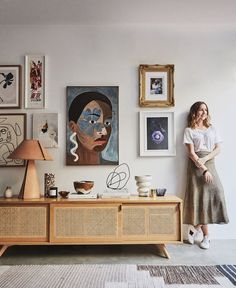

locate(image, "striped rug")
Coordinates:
0 264 235 287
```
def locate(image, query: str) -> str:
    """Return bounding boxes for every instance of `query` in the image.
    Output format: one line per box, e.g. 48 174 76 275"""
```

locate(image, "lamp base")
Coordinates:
18 160 41 199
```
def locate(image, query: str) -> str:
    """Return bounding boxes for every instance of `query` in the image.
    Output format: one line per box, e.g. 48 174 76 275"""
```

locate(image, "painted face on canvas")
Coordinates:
74 100 112 152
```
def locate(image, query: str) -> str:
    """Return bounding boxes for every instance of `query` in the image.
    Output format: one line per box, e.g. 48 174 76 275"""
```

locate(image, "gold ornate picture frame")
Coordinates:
139 64 174 107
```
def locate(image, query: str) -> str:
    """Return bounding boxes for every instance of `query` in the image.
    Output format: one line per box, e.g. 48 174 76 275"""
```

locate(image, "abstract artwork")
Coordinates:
25 55 45 109
0 113 26 166
0 65 21 109
139 111 175 156
32 113 58 148
66 86 119 165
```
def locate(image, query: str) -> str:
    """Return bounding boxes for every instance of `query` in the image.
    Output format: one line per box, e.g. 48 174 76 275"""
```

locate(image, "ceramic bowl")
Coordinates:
74 181 94 194
58 191 70 198
156 188 167 196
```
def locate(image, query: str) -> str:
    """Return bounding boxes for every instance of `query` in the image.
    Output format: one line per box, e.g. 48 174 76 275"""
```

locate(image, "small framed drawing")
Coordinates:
0 65 21 109
139 111 175 156
25 55 45 109
32 113 58 148
139 64 174 107
0 113 26 167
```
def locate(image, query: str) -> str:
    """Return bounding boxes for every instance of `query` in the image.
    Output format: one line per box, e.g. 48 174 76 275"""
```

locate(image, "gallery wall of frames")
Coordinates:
0 60 175 168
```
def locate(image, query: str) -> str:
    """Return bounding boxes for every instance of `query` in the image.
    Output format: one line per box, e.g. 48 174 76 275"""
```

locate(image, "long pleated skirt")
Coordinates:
183 151 229 226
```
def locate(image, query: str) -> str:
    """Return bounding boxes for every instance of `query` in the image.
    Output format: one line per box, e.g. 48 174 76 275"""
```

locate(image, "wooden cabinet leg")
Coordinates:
0 245 9 257
156 244 170 259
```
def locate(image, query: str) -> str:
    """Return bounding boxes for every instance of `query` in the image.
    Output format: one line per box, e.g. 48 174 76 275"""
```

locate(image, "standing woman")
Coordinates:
183 101 229 249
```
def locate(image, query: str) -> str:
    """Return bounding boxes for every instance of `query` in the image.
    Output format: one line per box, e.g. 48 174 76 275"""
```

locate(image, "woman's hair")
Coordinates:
187 101 211 128
69 91 112 122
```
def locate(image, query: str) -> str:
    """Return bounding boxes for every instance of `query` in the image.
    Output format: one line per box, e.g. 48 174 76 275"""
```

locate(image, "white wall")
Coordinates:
0 24 235 239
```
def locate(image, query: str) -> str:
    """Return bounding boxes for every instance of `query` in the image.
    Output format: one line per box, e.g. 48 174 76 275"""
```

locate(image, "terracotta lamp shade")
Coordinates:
8 140 53 199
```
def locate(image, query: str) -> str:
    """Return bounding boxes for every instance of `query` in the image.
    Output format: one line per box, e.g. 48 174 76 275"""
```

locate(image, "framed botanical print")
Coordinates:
139 111 175 156
25 55 45 109
139 64 174 107
0 65 21 109
66 86 119 166
32 113 58 148
0 113 26 167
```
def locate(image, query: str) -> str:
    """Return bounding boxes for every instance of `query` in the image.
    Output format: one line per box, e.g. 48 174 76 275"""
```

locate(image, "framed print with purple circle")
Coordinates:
139 111 175 156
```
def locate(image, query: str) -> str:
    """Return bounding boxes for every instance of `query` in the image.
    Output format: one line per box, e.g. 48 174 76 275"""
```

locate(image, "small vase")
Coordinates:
135 175 152 197
4 186 13 198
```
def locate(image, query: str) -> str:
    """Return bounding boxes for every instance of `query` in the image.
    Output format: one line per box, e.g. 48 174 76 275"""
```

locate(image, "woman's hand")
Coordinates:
197 157 208 166
203 171 213 184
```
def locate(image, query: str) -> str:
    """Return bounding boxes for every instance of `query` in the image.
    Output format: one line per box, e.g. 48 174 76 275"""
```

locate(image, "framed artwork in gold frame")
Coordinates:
139 64 174 107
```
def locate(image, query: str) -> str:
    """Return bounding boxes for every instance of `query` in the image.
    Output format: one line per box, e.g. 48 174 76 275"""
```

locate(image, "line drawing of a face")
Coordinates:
72 100 112 152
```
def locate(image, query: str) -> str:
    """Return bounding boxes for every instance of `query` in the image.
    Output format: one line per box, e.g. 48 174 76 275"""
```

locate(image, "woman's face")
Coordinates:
196 104 208 121
72 100 112 152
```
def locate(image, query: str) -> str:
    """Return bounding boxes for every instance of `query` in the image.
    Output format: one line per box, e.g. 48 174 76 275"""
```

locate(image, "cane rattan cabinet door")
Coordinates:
51 204 119 243
147 204 181 241
0 205 48 242
121 203 181 242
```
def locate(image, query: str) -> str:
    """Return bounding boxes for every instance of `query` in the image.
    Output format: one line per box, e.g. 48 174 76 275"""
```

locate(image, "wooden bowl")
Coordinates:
73 181 94 194
58 191 70 198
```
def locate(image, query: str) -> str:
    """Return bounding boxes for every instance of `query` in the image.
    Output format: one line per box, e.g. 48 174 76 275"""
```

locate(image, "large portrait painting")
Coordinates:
0 113 26 167
139 111 175 156
66 86 119 165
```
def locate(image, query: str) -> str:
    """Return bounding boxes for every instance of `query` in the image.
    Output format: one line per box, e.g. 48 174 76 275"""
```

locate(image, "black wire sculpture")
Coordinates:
106 163 130 190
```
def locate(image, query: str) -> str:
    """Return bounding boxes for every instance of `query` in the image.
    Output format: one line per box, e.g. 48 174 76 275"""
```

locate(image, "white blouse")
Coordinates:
183 125 222 152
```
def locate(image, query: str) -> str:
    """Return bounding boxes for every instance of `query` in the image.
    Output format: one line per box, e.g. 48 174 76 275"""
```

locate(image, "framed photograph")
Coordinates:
0 113 26 167
25 55 45 109
0 65 21 109
33 113 58 148
139 64 174 107
139 111 175 156
66 86 119 166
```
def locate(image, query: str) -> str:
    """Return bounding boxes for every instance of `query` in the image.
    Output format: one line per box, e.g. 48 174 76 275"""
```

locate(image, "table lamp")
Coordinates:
8 139 53 199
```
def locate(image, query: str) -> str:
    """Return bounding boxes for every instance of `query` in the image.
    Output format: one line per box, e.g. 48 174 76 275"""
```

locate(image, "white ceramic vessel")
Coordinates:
135 175 152 197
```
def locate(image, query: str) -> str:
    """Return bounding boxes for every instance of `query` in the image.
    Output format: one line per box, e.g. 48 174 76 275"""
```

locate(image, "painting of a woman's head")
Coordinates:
67 88 118 165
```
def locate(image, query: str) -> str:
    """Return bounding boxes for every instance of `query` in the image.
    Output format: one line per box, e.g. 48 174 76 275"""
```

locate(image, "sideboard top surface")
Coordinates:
0 195 182 204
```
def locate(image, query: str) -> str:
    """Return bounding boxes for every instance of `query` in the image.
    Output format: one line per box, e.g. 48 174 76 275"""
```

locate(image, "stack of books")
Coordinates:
101 188 130 199
69 192 97 199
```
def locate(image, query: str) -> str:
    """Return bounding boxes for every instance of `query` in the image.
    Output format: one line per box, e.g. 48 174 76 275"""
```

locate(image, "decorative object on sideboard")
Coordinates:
156 188 167 197
74 181 94 194
106 163 130 190
44 173 55 197
58 191 70 199
8 139 53 199
135 175 152 197
4 186 13 198
48 187 58 198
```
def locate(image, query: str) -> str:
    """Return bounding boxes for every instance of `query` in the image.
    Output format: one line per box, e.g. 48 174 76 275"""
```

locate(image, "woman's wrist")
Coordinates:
203 169 208 176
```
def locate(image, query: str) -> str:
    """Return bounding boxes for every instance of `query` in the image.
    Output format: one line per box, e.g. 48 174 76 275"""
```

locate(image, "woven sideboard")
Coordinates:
0 196 182 258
